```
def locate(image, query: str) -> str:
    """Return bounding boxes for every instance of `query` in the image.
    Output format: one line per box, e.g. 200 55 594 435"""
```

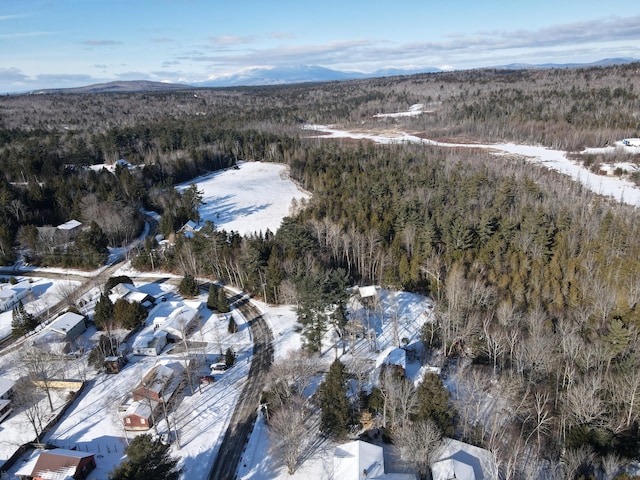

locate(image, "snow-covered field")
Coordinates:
177 161 310 236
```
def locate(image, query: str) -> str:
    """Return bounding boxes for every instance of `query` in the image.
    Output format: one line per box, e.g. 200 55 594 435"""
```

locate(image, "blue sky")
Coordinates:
1 0 639 92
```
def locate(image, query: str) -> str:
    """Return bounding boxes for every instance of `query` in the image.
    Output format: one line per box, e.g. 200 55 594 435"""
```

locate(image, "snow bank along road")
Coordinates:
208 289 274 480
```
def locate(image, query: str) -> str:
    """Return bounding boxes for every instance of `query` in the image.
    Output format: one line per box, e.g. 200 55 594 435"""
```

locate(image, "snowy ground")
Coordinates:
176 161 310 236
0 277 81 340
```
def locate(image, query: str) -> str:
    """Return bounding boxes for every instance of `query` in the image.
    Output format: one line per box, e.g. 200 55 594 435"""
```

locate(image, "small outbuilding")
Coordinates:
333 440 416 480
103 355 127 374
49 312 87 341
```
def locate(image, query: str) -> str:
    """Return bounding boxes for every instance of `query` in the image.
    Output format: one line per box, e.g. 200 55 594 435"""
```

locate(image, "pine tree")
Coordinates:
217 286 230 313
227 314 238 334
206 283 217 310
316 359 352 437
11 300 37 337
109 434 181 480
225 347 236 367
414 372 455 436
178 274 199 297
93 292 114 331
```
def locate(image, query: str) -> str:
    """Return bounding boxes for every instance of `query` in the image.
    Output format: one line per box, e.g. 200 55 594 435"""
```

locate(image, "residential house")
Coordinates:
157 303 202 341
0 377 15 423
131 362 184 404
333 440 415 480
56 219 83 244
16 448 96 480
49 312 86 341
0 280 33 312
111 283 155 308
132 331 168 356
431 438 497 480
122 401 156 431
179 220 203 239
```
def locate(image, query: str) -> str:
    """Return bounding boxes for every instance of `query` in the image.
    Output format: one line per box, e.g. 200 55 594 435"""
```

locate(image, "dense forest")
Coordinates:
2 63 640 478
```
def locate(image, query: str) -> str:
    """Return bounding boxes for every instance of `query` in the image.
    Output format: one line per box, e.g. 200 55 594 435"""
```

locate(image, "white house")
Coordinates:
132 331 168 356
49 312 87 340
159 303 202 341
0 280 32 312
431 438 497 480
333 440 415 480
0 378 15 423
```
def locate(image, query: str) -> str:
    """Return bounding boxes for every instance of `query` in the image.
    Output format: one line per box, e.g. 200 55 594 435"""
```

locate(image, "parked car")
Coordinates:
210 362 229 372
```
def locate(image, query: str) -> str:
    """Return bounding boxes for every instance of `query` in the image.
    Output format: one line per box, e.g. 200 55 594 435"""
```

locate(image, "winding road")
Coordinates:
208 290 274 480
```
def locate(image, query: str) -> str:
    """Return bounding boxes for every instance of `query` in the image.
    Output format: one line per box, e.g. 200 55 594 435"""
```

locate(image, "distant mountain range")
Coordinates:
29 58 640 94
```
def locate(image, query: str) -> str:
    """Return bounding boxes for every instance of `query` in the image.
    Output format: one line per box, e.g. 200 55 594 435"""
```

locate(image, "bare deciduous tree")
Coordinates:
268 396 308 475
394 419 442 479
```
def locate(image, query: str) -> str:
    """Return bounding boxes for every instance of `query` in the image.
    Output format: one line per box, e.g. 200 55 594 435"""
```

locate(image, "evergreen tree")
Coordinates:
206 283 217 310
414 372 455 436
225 347 236 367
316 359 352 437
93 292 114 330
178 274 199 297
109 434 181 480
227 314 238 334
113 299 148 330
217 286 230 313
11 300 38 337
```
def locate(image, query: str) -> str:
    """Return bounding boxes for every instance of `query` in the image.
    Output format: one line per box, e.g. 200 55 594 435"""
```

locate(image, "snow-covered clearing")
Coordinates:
176 161 310 236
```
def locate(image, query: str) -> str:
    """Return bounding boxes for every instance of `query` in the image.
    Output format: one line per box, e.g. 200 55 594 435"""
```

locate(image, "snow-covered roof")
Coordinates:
49 312 85 335
431 438 495 480
358 285 378 298
334 440 385 479
132 331 167 350
375 347 407 370
0 377 14 398
160 304 200 338
124 400 154 419
56 219 82 231
16 448 95 480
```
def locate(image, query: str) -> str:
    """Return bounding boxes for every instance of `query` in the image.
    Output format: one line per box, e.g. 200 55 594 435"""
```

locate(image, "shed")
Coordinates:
49 312 86 340
17 448 96 480
104 355 127 374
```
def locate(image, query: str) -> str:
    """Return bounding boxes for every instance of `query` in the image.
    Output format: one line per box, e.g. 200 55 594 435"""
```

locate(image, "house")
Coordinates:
0 280 33 312
49 312 86 340
56 219 83 243
132 331 168 356
112 283 155 308
158 303 202 341
431 438 497 480
131 362 184 404
179 220 203 239
103 355 127 374
376 347 407 377
16 448 96 480
122 400 156 431
333 440 416 480
0 378 15 423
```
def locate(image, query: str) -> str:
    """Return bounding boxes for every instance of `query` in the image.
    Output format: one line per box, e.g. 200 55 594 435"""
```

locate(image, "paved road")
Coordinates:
208 290 274 480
